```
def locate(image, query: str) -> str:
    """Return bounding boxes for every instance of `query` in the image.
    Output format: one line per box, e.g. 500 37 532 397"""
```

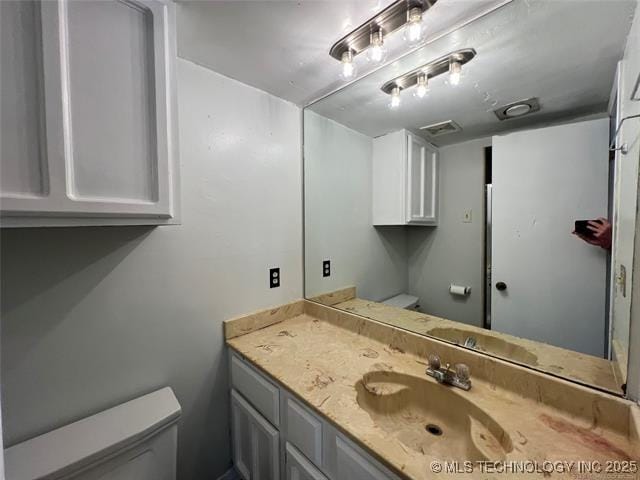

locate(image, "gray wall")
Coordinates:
408 138 488 326
0 58 303 480
304 111 408 301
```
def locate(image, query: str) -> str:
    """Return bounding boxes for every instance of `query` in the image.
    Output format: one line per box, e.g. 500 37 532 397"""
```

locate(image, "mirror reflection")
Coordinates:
304 0 639 395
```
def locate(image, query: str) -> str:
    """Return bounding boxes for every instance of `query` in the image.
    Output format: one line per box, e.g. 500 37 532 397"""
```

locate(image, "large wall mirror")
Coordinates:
304 0 640 397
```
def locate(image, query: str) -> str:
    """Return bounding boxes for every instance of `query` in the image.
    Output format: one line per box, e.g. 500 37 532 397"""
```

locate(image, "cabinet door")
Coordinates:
1 0 179 226
406 134 438 225
335 436 397 480
285 443 328 480
231 390 280 480
231 390 252 480
1 1 48 203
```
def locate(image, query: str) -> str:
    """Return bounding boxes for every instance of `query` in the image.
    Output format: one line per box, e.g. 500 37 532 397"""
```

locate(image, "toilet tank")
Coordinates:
382 293 419 310
5 387 181 480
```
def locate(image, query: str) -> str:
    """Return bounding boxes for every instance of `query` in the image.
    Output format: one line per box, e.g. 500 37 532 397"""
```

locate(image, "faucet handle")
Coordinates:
455 363 470 382
428 354 441 370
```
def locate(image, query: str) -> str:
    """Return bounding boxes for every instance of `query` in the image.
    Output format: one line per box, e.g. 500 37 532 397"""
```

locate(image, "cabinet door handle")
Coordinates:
496 281 507 291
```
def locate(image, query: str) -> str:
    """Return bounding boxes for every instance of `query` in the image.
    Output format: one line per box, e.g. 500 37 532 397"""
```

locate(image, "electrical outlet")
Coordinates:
463 209 473 223
269 267 280 288
323 260 331 277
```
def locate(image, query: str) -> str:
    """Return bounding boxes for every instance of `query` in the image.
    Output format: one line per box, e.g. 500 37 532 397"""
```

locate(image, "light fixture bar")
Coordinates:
329 0 437 61
381 48 476 94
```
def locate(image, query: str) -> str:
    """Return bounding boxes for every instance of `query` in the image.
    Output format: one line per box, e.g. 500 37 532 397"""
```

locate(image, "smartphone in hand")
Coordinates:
574 219 601 238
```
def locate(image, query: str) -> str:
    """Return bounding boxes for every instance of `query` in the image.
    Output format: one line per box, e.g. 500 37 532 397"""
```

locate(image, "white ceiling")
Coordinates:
307 0 637 145
176 0 513 106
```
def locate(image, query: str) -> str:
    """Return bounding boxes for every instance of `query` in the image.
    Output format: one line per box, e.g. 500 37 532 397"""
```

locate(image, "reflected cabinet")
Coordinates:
1 0 179 227
372 129 439 226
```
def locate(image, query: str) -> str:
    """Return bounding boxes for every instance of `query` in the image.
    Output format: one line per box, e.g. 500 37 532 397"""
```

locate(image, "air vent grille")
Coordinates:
419 120 462 136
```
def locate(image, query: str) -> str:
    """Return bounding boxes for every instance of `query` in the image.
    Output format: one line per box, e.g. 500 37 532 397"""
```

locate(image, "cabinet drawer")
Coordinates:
284 395 323 467
286 443 328 480
335 435 400 480
230 352 280 426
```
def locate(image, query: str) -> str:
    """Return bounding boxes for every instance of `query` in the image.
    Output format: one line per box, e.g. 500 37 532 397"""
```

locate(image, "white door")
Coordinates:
285 443 327 480
231 390 280 480
491 118 609 356
406 134 439 225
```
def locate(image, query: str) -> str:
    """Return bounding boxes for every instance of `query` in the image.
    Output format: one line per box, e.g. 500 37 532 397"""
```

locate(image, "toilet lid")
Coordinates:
382 294 419 309
5 387 181 480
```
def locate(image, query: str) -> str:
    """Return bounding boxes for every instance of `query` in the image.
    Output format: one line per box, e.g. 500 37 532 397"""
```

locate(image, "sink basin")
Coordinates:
356 371 513 461
427 327 539 366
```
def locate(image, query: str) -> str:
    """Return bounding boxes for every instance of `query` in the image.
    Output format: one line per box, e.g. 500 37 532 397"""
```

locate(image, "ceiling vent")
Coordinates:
494 97 540 120
419 120 462 136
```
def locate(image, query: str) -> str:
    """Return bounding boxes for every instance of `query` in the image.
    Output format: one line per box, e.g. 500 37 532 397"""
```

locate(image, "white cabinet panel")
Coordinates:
65 0 158 203
286 443 327 480
231 390 280 480
335 436 397 480
231 390 252 480
406 135 438 225
284 395 322 467
231 352 280 427
1 1 48 198
372 129 438 226
1 0 179 227
372 130 406 225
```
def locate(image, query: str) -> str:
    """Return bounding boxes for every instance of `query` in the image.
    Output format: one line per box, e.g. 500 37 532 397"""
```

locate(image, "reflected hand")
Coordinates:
573 217 612 250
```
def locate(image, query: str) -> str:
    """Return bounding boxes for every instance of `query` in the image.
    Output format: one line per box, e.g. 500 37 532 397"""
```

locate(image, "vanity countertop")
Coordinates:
316 290 622 394
225 301 639 480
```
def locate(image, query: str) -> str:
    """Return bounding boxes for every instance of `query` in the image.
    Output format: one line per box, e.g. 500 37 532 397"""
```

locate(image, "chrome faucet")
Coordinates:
426 354 471 391
463 336 477 349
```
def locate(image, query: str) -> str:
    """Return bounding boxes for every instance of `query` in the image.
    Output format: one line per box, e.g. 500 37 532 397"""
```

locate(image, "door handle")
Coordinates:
496 281 507 291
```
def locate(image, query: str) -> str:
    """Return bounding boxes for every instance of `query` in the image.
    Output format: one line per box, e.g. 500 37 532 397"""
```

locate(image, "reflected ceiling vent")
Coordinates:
494 97 540 120
419 120 462 136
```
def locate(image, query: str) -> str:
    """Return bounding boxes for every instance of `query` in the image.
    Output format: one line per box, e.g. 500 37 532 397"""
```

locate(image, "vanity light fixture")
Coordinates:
389 86 402 109
448 59 463 86
330 0 437 79
414 73 429 98
381 49 476 102
340 50 357 80
367 30 388 64
404 7 426 46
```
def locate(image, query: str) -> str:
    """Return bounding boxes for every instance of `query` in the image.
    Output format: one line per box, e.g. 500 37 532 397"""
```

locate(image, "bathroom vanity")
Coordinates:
225 301 640 480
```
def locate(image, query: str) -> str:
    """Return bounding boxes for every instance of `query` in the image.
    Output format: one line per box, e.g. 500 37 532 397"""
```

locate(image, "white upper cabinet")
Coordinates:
1 0 179 227
372 129 438 226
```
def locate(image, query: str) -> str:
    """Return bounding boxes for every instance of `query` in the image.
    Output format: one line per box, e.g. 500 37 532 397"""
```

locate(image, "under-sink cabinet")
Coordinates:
372 129 439 226
229 351 401 480
1 0 179 227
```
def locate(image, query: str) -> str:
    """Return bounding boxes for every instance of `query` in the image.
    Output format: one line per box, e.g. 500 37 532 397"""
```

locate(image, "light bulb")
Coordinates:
366 30 387 63
389 86 401 109
340 50 357 80
404 7 425 46
414 73 429 98
449 60 462 86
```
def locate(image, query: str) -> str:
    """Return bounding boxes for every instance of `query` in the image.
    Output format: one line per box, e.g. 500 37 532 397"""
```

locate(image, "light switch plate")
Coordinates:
463 209 473 223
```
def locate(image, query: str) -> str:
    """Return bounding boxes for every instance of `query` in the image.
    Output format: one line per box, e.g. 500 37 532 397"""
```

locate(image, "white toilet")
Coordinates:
5 387 181 480
382 293 420 311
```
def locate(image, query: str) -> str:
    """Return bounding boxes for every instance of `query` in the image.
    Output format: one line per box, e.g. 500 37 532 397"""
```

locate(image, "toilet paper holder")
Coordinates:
449 284 471 296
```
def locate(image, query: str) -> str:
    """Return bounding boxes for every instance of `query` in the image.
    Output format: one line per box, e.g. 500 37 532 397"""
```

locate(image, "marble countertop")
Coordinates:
226 301 639 479
323 293 621 394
